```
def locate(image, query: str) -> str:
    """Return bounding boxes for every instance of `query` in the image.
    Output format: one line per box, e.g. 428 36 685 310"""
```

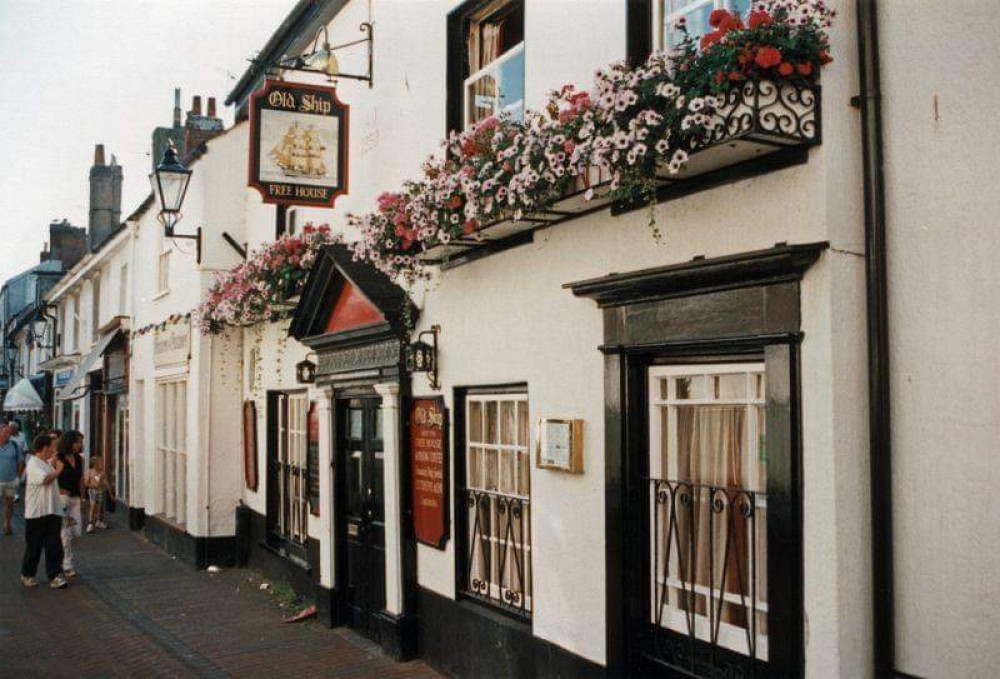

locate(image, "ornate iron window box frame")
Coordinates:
418 79 821 268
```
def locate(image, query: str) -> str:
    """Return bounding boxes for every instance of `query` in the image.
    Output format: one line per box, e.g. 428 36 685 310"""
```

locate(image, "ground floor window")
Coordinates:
461 390 532 617
648 363 768 660
268 391 309 546
156 380 187 524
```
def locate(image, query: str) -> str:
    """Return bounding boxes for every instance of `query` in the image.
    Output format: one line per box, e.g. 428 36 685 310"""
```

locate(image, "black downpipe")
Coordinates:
856 1 894 676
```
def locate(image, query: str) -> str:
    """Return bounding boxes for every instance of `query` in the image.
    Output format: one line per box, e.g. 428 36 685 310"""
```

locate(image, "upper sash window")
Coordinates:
463 0 524 128
655 0 751 51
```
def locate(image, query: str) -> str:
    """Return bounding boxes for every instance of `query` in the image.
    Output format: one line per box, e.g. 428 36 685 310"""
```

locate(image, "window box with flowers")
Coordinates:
197 225 340 334
348 0 834 280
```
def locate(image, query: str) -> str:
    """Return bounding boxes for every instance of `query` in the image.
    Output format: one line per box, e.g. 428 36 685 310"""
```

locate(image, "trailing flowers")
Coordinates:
197 224 340 334
348 0 834 281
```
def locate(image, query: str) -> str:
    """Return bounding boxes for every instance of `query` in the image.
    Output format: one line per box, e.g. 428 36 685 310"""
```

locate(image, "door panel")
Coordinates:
337 396 386 641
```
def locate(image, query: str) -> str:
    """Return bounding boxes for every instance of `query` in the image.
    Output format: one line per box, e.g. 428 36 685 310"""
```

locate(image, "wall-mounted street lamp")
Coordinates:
406 325 440 390
256 23 374 88
296 353 318 384
152 143 201 263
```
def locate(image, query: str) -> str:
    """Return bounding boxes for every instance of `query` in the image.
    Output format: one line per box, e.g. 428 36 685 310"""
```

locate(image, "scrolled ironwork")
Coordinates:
463 488 532 619
647 478 765 677
696 78 820 152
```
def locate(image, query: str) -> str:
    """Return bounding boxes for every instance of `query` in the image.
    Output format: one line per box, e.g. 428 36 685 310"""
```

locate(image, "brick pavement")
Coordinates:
0 506 441 679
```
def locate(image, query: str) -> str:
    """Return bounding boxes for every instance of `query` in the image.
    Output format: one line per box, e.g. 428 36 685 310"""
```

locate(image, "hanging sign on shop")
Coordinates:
409 397 449 549
248 80 349 208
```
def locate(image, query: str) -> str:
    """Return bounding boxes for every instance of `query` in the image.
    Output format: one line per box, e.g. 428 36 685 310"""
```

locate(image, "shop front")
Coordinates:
567 243 825 678
289 243 418 659
103 333 129 506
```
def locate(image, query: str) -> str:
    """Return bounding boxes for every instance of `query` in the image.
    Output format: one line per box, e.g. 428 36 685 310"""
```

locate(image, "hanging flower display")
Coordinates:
347 0 834 280
197 224 340 334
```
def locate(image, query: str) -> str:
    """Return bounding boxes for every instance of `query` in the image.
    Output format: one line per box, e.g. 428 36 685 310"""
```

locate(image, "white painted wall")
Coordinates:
879 2 1000 677
128 125 247 538
240 0 874 671
44 228 133 459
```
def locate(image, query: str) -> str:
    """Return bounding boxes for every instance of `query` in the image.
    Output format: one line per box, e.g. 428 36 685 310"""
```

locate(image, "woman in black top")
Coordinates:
56 431 85 577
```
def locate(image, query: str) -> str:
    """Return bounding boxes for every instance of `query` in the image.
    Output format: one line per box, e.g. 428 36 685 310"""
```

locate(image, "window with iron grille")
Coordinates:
648 363 768 662
268 391 310 547
459 390 532 618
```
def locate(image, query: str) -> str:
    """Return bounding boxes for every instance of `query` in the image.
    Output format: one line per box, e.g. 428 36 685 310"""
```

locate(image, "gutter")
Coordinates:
855 1 894 676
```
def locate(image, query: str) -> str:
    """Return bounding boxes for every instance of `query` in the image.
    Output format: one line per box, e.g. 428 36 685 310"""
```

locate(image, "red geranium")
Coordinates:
748 9 774 30
797 62 813 75
754 46 783 69
709 9 731 27
778 62 794 76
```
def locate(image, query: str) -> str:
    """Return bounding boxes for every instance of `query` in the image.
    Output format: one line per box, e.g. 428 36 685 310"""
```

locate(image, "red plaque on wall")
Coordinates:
409 397 449 549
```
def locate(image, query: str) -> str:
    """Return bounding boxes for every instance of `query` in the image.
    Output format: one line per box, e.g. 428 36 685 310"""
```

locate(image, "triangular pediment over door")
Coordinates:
290 243 418 354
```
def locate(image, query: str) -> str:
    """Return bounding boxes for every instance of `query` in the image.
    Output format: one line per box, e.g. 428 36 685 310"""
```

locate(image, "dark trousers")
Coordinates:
21 514 64 580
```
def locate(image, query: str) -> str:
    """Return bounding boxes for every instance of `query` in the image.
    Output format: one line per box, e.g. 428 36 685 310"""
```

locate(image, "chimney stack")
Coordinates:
184 93 225 154
89 144 123 251
173 87 182 128
153 88 187 172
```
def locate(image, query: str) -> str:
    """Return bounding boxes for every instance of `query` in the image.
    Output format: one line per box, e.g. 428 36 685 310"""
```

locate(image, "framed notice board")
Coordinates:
409 397 450 549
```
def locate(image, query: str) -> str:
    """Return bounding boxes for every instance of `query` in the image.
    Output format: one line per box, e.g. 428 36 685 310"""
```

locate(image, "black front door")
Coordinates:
337 396 386 641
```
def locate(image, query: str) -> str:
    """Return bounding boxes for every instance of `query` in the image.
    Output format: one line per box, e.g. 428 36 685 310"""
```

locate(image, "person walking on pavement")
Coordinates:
0 424 25 535
20 434 68 589
55 431 85 578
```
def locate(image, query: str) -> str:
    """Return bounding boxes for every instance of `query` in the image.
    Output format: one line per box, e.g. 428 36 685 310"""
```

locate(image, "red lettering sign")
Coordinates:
409 397 449 549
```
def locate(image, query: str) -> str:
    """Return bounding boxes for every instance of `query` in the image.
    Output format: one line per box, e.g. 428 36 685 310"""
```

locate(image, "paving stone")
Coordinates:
0 507 440 679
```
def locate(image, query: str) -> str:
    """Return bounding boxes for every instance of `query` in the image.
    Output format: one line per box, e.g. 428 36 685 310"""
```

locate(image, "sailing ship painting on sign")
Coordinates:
262 115 336 183
249 80 349 208
270 122 328 178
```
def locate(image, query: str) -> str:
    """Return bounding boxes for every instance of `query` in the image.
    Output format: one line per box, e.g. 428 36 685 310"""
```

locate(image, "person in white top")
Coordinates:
20 434 68 589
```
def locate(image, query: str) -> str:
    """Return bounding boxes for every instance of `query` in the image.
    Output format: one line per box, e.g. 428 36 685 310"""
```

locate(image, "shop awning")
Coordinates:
56 329 121 401
3 378 44 412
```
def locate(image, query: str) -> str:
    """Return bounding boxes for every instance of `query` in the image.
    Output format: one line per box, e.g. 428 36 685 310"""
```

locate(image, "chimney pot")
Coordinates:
207 97 217 118
94 144 106 166
173 87 182 127
192 95 202 116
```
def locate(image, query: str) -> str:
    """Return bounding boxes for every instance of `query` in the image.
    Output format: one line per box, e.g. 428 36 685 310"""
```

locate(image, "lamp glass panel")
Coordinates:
155 169 191 213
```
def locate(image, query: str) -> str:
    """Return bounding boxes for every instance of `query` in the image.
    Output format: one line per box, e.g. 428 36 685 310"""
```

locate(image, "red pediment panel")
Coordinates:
325 280 384 334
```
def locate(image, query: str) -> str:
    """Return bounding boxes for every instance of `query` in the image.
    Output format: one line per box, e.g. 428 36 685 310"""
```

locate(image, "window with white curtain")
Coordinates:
655 0 752 51
647 363 768 660
156 380 187 525
463 0 524 128
463 391 532 616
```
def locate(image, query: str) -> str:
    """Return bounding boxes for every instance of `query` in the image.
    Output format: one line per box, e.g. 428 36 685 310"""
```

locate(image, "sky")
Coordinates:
0 0 297 283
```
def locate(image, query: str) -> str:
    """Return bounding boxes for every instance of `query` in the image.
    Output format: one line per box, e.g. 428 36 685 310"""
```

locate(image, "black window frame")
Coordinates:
265 388 311 559
453 382 533 624
446 0 526 135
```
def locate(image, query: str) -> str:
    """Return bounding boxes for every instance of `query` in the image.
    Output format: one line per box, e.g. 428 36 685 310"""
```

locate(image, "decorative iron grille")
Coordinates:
463 488 532 618
647 478 767 678
698 79 821 148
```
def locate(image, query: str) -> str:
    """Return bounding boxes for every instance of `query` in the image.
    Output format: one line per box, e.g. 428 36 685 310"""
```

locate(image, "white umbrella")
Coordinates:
3 378 44 412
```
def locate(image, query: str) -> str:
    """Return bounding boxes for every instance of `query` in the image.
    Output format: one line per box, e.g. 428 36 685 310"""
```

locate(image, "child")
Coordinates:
84 456 115 533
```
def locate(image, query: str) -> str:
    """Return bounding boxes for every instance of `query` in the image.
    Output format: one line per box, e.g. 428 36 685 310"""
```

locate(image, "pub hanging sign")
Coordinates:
409 397 449 549
248 80 349 207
